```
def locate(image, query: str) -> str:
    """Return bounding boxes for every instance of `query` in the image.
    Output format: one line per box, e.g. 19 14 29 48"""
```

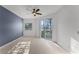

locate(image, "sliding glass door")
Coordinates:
40 18 52 40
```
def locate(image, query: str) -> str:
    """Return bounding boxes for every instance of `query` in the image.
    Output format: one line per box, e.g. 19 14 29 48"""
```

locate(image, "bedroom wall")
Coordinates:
53 5 79 52
70 6 79 42
69 6 79 53
53 6 72 52
0 6 23 47
23 18 40 37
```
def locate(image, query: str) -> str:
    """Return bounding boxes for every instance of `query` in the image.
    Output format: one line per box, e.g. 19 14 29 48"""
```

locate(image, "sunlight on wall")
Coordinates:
71 37 79 53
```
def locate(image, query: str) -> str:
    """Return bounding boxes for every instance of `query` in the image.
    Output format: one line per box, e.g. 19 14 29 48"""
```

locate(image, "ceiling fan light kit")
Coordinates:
32 8 42 16
33 13 36 16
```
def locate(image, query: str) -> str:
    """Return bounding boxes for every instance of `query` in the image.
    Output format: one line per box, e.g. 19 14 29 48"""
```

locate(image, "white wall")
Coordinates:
70 6 79 42
71 37 79 53
69 6 79 53
53 5 79 52
53 6 72 52
23 18 40 37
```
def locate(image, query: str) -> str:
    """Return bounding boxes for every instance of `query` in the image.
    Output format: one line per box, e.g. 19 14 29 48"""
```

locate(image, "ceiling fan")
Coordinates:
32 9 42 16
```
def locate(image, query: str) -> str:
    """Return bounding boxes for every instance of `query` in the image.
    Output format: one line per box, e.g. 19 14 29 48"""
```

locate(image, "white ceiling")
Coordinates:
2 5 63 19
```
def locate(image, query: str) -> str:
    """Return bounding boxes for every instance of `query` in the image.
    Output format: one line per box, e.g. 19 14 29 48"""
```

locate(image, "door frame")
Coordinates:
39 18 53 40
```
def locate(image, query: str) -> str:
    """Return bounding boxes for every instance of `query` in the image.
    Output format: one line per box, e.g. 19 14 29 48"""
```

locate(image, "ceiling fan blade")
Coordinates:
36 13 42 15
32 9 36 13
36 9 40 12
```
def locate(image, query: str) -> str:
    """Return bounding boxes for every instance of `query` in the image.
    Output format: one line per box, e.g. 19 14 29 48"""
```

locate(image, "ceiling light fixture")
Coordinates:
32 8 42 16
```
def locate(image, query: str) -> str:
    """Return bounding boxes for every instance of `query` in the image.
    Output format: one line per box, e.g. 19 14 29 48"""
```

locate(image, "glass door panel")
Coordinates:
40 18 52 40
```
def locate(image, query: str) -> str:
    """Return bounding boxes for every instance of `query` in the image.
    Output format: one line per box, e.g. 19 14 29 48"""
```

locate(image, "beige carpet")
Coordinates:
29 38 68 54
0 37 68 54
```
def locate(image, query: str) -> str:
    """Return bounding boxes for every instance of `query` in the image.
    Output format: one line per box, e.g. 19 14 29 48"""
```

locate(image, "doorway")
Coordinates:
40 18 52 40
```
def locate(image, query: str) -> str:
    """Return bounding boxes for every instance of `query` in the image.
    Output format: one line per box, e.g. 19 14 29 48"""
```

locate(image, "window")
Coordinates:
25 23 32 30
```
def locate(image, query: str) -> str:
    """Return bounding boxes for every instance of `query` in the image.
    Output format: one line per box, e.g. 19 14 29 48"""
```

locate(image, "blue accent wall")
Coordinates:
0 6 23 47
